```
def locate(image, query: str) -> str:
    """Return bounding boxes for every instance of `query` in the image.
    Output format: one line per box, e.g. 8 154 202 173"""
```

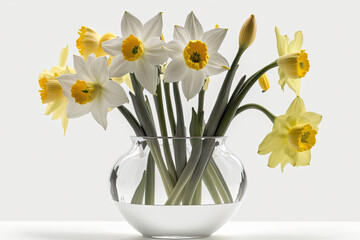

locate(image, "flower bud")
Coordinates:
238 14 257 50
258 73 270 92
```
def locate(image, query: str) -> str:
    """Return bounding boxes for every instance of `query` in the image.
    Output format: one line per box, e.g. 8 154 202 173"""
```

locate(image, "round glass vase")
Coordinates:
110 136 247 239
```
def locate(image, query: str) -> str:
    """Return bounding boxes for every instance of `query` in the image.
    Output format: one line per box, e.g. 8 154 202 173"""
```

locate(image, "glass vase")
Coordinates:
109 136 246 239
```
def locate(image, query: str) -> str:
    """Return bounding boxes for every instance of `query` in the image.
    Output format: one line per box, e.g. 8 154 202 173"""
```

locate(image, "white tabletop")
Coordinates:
0 221 359 240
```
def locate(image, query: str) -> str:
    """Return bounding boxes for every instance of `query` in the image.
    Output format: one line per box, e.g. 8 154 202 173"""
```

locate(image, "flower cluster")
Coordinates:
38 11 321 173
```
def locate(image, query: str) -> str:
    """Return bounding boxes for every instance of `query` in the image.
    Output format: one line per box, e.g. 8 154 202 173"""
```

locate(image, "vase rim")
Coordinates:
130 136 228 140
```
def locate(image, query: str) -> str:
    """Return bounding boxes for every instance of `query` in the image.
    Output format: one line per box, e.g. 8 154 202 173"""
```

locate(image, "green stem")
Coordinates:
203 168 222 204
182 139 216 205
173 82 187 179
153 83 177 184
216 60 278 136
209 159 233 202
117 106 145 136
163 82 176 136
207 160 232 203
204 47 244 136
145 153 155 205
198 89 205 115
182 61 278 204
129 92 174 196
228 75 247 106
235 103 276 123
191 180 202 205
165 139 203 205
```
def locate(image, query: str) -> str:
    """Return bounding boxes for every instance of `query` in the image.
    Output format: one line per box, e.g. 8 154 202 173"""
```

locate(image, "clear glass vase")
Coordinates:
110 136 247 239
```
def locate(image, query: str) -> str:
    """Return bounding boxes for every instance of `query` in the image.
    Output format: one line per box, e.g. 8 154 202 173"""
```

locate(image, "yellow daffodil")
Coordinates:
275 26 309 96
258 97 322 171
38 46 75 134
102 12 168 95
76 26 116 61
258 73 270 92
163 12 229 100
57 54 128 129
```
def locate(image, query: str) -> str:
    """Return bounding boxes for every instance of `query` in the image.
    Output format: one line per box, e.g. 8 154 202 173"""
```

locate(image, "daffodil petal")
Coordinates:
44 103 54 115
181 69 205 100
280 153 295 172
163 58 187 83
258 131 286 155
61 111 69 135
86 53 96 67
301 112 322 127
134 59 158 95
288 31 303 53
204 52 229 76
45 100 63 116
91 56 109 84
143 38 168 65
184 11 203 40
66 99 91 118
102 80 129 108
285 77 301 96
200 28 227 54
164 40 184 59
142 12 163 42
286 96 306 116
73 55 92 82
295 150 311 167
59 46 69 68
272 115 288 131
173 25 191 46
278 68 287 91
101 37 123 57
50 66 65 75
57 74 79 98
91 97 108 130
109 55 135 78
121 11 143 38
268 150 284 168
275 26 289 56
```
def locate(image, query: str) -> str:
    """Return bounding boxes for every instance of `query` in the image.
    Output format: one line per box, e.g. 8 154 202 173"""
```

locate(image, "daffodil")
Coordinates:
275 26 309 96
39 46 75 134
163 12 229 100
101 12 168 95
77 26 117 61
258 97 322 171
57 54 129 129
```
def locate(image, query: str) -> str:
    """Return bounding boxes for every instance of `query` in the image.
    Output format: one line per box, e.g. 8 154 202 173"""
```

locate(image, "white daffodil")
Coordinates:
101 12 168 95
275 26 309 96
57 54 128 129
163 12 229 100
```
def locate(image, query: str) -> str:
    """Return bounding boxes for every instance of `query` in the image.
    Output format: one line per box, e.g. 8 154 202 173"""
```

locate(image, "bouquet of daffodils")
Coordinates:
39 12 321 205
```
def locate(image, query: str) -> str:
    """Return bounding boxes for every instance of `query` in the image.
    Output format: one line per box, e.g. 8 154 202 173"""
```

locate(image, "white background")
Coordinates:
1 0 359 221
